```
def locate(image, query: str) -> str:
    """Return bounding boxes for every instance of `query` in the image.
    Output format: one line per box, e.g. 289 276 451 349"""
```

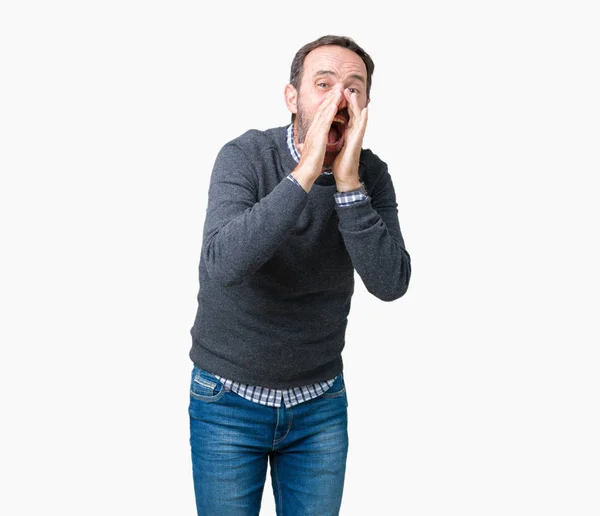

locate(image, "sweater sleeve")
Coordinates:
201 142 309 286
335 161 411 301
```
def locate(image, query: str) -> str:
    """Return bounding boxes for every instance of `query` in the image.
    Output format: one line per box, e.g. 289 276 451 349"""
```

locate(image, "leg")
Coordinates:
270 375 349 516
189 366 271 516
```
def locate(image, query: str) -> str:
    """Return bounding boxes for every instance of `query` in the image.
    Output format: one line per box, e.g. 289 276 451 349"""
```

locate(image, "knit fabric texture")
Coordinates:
189 126 411 388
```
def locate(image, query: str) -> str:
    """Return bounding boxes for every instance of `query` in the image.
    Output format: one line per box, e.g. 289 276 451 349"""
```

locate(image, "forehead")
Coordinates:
302 45 367 80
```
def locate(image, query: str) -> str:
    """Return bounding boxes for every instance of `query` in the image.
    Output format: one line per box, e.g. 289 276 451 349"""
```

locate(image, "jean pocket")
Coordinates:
189 366 226 402
321 374 346 399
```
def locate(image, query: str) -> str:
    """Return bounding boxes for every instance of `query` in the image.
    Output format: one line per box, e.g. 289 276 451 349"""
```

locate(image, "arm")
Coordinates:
330 90 410 301
201 142 308 286
335 162 411 301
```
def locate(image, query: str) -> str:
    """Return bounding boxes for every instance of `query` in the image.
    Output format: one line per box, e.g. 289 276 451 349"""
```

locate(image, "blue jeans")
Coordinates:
188 366 349 516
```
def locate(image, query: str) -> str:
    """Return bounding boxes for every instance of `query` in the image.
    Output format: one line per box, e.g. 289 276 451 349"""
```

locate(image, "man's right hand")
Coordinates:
291 89 342 192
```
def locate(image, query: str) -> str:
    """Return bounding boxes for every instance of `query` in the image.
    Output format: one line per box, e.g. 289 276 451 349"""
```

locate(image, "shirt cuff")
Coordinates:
289 173 367 206
334 189 368 206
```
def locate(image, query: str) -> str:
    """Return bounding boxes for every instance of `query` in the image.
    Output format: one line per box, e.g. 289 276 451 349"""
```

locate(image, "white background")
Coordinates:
1 1 599 514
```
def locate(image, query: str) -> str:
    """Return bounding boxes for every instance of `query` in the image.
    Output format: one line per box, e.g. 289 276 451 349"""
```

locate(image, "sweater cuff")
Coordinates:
335 197 379 232
286 173 303 189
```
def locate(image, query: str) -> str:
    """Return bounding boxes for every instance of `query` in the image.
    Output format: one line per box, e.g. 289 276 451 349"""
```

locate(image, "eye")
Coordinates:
348 87 359 94
317 82 330 89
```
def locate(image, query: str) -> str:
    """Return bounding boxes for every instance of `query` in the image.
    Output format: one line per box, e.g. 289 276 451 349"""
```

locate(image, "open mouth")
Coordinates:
326 113 348 152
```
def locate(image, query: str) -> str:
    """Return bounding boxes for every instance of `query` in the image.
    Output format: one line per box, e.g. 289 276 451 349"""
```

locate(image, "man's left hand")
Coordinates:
333 89 369 191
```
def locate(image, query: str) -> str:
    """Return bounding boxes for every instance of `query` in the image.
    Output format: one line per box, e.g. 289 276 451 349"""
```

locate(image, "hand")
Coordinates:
333 89 368 191
296 89 343 177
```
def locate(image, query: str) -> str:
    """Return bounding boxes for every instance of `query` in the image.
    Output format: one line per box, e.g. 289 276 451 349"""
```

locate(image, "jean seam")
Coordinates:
321 377 346 398
273 407 293 447
272 407 280 450
189 388 226 403
271 454 284 516
321 387 346 399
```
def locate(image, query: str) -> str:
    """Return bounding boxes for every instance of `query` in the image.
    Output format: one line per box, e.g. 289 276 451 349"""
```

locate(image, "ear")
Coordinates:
284 84 298 115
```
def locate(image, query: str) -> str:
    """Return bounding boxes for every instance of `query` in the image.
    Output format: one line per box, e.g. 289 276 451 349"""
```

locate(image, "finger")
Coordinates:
343 89 355 120
307 89 342 138
316 89 342 123
357 106 368 136
344 89 362 128
300 89 342 161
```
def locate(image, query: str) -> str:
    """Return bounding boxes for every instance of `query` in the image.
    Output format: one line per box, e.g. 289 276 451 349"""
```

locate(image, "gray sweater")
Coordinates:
189 125 411 388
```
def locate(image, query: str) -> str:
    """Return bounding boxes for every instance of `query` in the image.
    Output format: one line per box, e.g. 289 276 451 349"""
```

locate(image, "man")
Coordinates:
188 35 411 515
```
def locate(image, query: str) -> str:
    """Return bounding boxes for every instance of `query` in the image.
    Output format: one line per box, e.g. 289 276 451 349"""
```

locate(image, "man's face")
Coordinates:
293 45 369 166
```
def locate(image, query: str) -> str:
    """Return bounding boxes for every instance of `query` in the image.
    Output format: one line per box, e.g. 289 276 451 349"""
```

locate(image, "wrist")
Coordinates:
335 177 362 193
291 163 321 193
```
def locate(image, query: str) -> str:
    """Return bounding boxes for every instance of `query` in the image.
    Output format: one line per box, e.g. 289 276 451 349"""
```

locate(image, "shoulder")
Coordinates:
223 126 287 158
211 126 289 182
359 148 390 187
359 148 386 168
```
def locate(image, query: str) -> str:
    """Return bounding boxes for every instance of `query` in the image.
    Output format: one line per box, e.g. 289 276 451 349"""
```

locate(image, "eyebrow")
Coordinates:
314 70 366 85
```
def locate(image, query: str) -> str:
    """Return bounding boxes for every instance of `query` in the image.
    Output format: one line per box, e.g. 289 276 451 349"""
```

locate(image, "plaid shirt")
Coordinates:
215 375 336 409
217 123 366 408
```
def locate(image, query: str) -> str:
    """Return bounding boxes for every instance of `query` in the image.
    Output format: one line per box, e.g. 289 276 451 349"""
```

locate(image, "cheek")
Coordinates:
313 95 328 110
300 100 320 120
299 91 329 119
357 94 369 109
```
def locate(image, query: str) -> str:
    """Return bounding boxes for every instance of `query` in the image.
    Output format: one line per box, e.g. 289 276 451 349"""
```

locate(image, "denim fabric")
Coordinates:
189 366 349 516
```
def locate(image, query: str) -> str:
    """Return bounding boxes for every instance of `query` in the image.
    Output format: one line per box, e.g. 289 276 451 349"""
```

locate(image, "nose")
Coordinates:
336 85 348 110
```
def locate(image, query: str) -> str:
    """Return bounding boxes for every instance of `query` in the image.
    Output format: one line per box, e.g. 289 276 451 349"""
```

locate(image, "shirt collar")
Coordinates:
286 123 301 163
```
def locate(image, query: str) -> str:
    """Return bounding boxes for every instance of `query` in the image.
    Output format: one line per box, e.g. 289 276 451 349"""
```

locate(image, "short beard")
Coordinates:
295 97 310 145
